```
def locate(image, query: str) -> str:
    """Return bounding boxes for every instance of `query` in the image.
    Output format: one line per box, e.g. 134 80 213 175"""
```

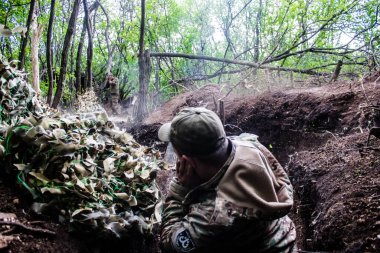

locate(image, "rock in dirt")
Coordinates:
0 235 17 249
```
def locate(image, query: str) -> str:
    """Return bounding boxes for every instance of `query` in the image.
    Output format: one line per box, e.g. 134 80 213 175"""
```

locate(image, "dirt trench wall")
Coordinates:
223 88 361 163
287 134 380 252
133 81 380 252
135 83 369 164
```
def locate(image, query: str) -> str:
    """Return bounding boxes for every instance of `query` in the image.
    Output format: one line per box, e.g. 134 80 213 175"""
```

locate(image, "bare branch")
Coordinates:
172 67 251 84
265 45 366 64
263 1 359 64
151 52 328 75
232 0 254 21
97 0 114 75
261 0 293 64
0 221 56 236
306 61 365 71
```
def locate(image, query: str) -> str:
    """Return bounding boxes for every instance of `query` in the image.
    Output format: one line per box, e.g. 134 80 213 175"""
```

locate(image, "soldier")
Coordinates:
106 74 121 114
158 107 297 253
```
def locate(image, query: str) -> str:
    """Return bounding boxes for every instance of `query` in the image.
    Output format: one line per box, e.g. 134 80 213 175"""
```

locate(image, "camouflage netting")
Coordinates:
0 56 165 238
72 88 104 113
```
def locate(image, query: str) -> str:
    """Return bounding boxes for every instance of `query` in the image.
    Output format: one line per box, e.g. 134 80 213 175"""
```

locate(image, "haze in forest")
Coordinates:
0 0 378 119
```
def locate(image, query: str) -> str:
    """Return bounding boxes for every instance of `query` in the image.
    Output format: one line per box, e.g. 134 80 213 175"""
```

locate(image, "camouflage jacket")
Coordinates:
160 134 297 253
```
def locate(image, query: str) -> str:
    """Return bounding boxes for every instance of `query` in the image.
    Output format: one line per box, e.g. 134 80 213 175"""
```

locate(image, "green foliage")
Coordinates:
2 0 379 105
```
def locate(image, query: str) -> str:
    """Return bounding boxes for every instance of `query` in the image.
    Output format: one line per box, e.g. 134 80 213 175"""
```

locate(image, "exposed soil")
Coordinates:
288 133 380 252
0 180 85 253
132 78 380 252
1 77 380 252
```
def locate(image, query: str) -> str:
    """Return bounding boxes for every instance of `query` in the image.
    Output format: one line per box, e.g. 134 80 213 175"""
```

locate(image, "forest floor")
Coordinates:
1 73 380 252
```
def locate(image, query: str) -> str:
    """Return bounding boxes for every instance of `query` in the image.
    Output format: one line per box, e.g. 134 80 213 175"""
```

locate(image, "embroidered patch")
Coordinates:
175 229 195 252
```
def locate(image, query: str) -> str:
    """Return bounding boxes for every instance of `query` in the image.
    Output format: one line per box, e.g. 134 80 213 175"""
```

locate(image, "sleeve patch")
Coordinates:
174 229 195 252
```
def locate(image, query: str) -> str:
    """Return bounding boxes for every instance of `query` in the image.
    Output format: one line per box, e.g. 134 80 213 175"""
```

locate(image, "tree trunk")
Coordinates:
330 60 343 82
68 31 76 103
75 2 98 94
98 1 114 75
136 0 151 123
75 22 86 94
154 58 161 107
18 0 36 70
31 2 43 96
46 0 56 106
2 10 13 60
52 0 80 108
136 50 151 122
5 39 13 60
83 0 93 89
253 0 262 75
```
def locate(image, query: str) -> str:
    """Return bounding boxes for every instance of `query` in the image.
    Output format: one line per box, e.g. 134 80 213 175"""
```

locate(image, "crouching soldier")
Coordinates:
106 74 121 114
158 107 297 253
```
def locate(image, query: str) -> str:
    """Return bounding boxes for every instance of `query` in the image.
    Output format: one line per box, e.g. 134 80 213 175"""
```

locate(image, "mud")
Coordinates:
133 78 380 252
1 76 380 252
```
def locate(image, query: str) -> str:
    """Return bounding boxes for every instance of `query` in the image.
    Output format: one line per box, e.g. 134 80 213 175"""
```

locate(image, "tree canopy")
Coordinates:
0 0 379 114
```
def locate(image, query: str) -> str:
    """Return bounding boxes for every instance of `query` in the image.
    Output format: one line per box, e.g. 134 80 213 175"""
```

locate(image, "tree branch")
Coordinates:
232 0 254 21
172 67 251 84
97 0 113 75
0 221 56 236
151 52 328 75
265 45 366 64
263 1 359 64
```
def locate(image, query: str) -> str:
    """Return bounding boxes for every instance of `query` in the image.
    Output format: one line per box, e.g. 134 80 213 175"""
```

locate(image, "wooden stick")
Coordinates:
219 100 225 124
290 71 294 87
0 221 56 236
330 60 343 82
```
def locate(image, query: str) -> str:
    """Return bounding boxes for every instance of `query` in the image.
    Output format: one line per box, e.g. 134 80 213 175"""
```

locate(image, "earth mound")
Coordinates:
136 78 380 252
288 133 380 252
1 73 380 252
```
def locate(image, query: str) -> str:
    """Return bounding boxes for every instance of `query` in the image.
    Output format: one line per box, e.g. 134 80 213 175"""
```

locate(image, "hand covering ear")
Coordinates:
176 156 201 188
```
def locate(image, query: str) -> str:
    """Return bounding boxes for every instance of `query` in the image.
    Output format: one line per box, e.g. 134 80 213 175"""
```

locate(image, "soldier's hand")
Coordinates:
176 156 201 189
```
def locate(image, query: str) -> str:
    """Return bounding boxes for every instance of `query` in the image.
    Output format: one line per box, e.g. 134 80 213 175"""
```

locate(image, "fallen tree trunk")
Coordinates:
150 52 328 75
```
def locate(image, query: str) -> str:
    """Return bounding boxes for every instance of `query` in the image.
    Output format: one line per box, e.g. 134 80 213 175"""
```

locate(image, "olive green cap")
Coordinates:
158 107 226 155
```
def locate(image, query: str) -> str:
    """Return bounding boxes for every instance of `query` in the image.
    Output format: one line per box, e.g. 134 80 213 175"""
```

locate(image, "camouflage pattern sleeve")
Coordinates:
160 179 226 253
160 178 190 252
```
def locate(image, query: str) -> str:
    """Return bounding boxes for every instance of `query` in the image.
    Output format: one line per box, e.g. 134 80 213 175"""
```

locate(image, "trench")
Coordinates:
130 121 333 251
124 84 378 252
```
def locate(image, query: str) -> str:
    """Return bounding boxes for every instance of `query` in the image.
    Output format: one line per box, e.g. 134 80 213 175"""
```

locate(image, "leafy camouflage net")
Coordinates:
0 56 164 238
72 88 104 113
